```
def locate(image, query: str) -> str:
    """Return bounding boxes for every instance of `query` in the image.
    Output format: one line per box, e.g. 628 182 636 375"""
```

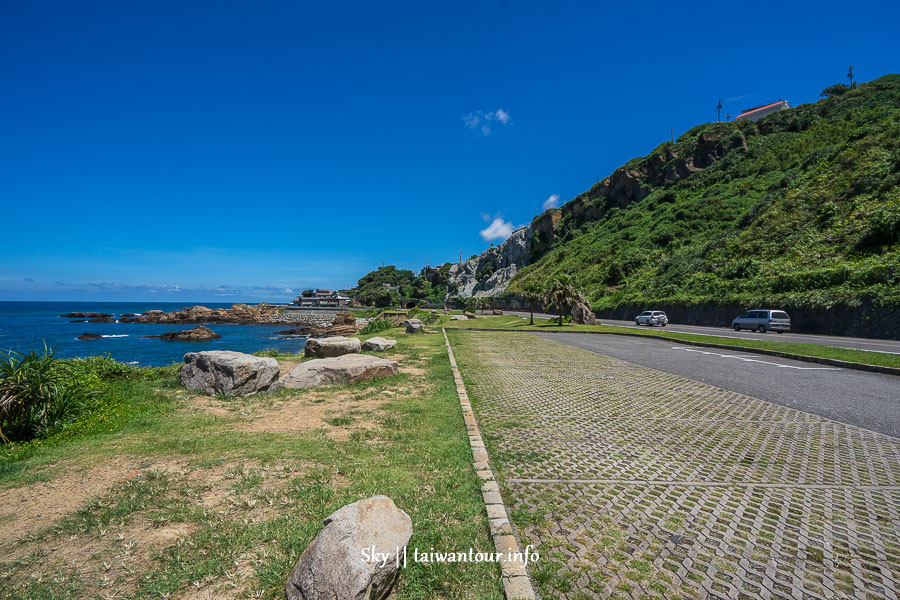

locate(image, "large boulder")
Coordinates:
450 315 468 321
406 322 425 334
399 318 421 328
160 325 222 341
76 333 102 341
362 337 397 351
305 336 361 358
285 495 412 600
464 311 477 319
492 308 504 315
275 355 398 389
571 302 598 325
180 351 280 396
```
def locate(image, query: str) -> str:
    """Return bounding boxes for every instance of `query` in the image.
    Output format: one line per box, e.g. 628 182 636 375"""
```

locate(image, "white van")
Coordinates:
731 309 790 333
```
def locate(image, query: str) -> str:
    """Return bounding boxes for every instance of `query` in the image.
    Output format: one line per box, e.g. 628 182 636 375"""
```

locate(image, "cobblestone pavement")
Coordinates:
448 331 900 600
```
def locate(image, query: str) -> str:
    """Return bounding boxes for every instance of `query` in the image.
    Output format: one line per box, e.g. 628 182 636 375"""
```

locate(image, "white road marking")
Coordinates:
670 347 841 370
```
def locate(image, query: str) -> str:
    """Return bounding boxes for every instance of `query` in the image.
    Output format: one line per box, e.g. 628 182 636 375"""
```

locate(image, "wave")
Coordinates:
101 334 129 338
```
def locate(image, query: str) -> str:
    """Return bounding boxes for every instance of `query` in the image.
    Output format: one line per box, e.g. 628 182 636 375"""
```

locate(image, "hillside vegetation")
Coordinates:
508 75 900 312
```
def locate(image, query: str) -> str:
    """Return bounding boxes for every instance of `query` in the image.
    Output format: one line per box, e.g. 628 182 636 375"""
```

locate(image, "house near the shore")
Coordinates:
734 99 790 121
291 289 350 307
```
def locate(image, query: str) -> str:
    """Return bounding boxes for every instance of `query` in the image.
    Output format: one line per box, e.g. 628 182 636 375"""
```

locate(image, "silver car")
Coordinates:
732 309 790 333
635 311 668 326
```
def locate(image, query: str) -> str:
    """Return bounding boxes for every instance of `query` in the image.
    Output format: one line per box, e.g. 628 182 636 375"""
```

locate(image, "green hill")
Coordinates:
507 75 900 319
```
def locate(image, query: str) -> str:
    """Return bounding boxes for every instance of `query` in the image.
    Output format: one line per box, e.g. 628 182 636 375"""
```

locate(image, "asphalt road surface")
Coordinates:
532 331 900 438
501 311 900 354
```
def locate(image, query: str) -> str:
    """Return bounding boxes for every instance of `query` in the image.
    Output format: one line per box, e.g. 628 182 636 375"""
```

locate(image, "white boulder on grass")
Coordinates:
362 337 397 351
180 351 280 396
304 336 361 358
285 495 412 600
274 354 398 389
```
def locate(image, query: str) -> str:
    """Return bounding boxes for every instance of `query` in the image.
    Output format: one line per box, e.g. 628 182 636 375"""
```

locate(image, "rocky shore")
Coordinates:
118 303 280 324
62 304 361 339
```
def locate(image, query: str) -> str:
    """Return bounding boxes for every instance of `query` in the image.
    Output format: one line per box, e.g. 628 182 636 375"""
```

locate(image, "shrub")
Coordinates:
360 318 394 335
0 348 91 443
420 312 440 325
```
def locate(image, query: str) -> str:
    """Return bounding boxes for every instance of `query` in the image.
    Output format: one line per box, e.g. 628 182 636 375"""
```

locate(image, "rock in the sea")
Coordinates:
362 337 397 351
180 351 280 396
275 326 313 336
464 311 477 319
275 354 398 389
122 303 279 325
160 325 222 341
450 315 468 321
89 316 116 323
492 308 504 315
406 322 425 334
305 336 361 358
571 302 598 325
285 495 412 600
76 333 102 340
60 312 112 319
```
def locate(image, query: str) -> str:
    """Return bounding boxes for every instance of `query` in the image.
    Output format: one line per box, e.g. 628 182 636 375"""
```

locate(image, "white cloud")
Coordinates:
542 194 560 210
480 217 515 242
492 108 510 124
462 113 481 129
463 108 512 135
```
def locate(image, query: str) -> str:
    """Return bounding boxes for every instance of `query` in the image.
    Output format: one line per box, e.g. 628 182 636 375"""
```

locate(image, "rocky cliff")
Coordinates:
447 226 532 297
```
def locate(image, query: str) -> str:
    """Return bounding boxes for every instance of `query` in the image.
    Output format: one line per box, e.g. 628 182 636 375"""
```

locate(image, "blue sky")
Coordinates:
2 0 898 301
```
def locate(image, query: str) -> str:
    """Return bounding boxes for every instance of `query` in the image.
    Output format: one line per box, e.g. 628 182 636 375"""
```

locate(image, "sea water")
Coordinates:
0 301 307 367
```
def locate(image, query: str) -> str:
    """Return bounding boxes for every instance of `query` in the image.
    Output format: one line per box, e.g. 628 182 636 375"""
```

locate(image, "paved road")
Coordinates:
533 331 900 438
450 331 900 600
501 310 900 354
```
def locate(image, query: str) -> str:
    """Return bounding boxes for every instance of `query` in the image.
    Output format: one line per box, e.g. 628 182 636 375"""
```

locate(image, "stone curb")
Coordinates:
442 328 538 600
455 327 900 377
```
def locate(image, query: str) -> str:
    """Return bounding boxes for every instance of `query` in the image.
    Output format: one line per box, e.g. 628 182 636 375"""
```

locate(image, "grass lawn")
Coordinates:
0 328 502 599
441 313 900 370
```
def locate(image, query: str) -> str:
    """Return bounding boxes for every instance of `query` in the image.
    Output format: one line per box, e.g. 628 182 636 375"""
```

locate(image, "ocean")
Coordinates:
0 301 308 367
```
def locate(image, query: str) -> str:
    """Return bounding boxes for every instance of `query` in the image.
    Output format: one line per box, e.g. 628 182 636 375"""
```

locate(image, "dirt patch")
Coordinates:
278 360 300 376
0 456 194 546
238 387 391 439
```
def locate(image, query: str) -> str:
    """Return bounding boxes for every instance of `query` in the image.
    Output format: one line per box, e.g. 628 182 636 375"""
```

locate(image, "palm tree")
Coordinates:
544 274 586 326
520 281 544 325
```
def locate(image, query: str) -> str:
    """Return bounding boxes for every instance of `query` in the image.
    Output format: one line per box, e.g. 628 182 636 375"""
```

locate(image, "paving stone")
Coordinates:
449 331 900 600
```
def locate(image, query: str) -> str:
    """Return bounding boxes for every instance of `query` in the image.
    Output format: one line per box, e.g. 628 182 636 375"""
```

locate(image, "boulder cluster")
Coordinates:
180 332 400 396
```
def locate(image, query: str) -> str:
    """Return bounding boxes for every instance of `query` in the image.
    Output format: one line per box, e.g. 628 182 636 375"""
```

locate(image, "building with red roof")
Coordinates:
734 100 791 122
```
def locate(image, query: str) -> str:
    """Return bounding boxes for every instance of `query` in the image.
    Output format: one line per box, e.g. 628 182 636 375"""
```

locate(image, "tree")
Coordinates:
544 274 586 326
820 84 850 99
301 289 315 298
520 281 545 325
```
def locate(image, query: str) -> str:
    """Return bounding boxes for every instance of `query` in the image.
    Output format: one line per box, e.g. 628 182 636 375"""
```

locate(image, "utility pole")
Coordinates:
717 99 722 122
847 65 855 88
670 127 674 143
459 249 462 265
